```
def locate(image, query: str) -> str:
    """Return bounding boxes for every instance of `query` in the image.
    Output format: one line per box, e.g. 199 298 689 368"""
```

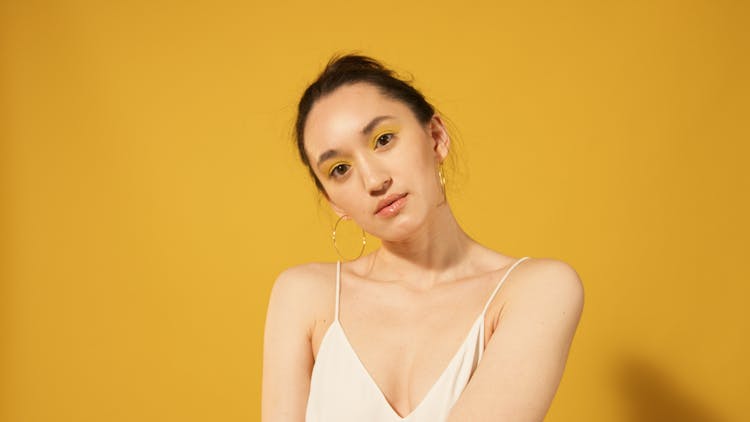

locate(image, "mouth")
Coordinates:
375 193 408 215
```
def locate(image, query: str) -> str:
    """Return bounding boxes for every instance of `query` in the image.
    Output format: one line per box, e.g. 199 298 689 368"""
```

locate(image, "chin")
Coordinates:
371 214 425 243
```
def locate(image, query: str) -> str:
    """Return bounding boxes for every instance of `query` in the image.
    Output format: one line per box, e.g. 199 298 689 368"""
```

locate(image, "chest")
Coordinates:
309 277 503 418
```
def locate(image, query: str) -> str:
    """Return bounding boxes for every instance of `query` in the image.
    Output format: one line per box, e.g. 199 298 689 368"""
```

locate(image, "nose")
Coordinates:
359 159 392 196
369 176 392 196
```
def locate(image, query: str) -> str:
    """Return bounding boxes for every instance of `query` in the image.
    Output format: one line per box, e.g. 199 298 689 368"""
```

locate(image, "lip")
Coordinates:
375 193 408 216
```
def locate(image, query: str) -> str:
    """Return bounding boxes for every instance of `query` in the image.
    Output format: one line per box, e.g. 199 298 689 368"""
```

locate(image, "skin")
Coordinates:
262 82 584 421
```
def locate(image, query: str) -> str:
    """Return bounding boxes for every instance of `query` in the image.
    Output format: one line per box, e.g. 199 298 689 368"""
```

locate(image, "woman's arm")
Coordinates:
447 259 584 422
261 267 317 422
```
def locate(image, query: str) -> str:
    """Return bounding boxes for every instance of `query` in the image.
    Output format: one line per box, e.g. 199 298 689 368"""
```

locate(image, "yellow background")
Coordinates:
2 0 748 421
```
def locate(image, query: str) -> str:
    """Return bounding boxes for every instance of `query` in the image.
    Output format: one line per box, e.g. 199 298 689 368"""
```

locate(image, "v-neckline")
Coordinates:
329 314 484 420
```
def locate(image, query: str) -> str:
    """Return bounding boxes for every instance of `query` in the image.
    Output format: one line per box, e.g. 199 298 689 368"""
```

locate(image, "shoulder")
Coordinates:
505 257 585 322
263 263 338 419
268 261 337 305
446 257 584 420
266 262 338 324
271 261 334 294
514 257 584 299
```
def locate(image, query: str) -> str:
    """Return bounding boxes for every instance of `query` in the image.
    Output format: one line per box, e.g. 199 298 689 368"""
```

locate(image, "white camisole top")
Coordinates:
305 256 531 421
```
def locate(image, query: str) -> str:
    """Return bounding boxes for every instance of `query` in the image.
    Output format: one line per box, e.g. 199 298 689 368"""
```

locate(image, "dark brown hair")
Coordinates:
295 54 436 196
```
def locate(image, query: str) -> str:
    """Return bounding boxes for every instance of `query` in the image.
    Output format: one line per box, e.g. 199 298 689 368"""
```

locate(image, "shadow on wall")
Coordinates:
618 357 726 422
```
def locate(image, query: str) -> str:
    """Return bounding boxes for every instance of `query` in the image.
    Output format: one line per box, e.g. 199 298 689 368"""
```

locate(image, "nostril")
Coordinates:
371 177 392 195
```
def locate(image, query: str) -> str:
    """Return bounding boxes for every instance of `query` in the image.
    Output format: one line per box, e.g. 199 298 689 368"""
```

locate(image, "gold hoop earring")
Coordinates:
332 215 366 261
438 166 446 189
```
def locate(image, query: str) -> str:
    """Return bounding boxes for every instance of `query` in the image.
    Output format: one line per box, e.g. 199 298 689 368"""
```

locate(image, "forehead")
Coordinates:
304 82 415 150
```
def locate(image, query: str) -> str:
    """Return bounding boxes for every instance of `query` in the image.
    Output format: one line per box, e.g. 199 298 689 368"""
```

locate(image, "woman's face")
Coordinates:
303 82 450 241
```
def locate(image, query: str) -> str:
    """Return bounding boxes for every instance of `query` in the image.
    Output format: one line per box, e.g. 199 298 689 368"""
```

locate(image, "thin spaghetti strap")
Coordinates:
477 256 532 362
480 256 531 316
334 260 341 321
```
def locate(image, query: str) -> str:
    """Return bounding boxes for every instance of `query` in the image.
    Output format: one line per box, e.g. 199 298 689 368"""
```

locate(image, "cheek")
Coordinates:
401 138 437 178
326 183 364 214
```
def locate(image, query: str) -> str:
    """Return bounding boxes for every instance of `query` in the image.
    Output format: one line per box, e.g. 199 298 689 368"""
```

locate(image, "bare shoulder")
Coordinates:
505 257 585 321
266 262 337 325
512 257 584 298
262 262 337 421
271 261 334 296
446 257 585 420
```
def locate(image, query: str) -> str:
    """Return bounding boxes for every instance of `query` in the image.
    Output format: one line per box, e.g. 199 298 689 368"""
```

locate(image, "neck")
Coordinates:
370 201 479 289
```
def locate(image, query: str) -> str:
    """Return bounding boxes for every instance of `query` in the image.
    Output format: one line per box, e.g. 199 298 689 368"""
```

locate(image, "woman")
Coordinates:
262 54 584 421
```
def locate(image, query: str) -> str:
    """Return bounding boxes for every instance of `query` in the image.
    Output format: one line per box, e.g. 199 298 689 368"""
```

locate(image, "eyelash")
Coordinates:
327 132 396 179
375 132 394 148
329 163 349 178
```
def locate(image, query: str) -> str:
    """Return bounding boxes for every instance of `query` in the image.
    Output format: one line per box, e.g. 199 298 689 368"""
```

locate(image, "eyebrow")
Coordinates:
316 115 396 168
361 115 395 136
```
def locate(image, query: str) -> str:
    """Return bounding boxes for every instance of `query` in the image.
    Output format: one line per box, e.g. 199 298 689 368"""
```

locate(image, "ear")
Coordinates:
428 114 451 164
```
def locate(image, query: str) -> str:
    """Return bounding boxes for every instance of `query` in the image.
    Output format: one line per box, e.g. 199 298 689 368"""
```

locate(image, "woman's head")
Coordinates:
294 54 452 240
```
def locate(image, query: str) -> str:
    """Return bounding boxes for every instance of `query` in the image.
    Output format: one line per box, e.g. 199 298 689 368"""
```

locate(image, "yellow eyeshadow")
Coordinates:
371 125 400 147
326 161 349 175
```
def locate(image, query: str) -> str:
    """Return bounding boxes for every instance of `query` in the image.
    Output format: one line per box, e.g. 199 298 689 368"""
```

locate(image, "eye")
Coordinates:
329 163 350 178
375 133 394 148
